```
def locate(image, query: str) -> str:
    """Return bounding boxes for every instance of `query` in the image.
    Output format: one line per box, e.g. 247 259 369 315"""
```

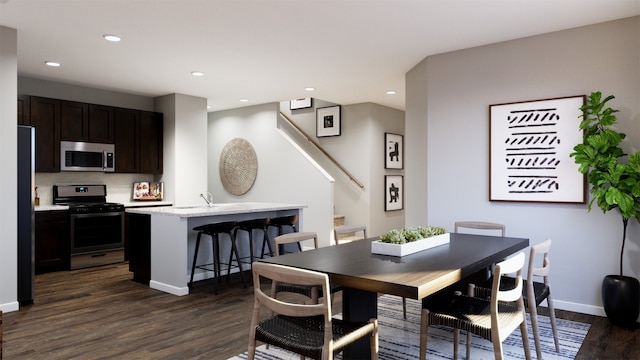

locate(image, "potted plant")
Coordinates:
570 91 640 327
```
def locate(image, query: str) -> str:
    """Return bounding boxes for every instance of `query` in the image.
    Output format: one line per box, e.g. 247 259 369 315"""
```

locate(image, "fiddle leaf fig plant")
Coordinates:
570 91 640 277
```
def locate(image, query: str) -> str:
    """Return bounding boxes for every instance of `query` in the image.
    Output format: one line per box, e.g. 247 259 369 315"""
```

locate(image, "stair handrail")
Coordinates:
279 111 364 189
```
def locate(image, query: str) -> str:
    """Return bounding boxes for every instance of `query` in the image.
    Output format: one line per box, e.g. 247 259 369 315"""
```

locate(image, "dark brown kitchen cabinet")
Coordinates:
60 100 89 141
114 107 141 173
35 211 70 274
61 102 115 143
140 111 163 174
89 104 115 143
30 97 61 172
17 95 31 125
114 108 163 174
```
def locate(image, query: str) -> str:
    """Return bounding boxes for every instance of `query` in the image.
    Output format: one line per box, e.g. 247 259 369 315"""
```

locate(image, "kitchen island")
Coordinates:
126 202 305 295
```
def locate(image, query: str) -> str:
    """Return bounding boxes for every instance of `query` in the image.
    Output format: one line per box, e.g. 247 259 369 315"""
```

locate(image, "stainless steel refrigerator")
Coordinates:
17 125 35 306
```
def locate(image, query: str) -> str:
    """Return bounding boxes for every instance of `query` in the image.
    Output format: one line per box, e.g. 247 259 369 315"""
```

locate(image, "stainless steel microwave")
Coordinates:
60 141 115 172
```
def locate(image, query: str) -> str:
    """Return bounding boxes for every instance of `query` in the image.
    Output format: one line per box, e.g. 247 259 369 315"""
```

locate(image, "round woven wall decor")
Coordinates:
219 138 258 195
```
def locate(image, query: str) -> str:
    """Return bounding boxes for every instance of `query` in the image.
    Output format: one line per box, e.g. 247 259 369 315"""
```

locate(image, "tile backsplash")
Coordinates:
35 172 156 205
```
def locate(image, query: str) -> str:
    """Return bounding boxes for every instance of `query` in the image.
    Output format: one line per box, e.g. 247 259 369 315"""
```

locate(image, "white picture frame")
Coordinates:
316 105 341 137
489 95 586 203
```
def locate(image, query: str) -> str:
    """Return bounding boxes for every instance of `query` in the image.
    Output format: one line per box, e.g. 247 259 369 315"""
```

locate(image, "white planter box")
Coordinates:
371 233 450 257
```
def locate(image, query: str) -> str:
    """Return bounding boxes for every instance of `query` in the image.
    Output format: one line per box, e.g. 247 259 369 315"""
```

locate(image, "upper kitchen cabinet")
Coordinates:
140 111 163 174
89 104 115 143
60 100 88 141
114 108 164 174
61 101 115 143
30 96 61 172
17 95 31 125
114 107 141 173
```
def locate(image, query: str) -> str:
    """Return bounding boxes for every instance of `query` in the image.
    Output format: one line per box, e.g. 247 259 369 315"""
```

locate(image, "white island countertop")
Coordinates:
126 202 305 218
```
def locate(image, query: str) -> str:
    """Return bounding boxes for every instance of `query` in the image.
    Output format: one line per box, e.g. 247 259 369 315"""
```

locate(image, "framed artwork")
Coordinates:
385 133 403 169
316 105 341 137
385 175 403 211
489 95 586 203
290 97 312 110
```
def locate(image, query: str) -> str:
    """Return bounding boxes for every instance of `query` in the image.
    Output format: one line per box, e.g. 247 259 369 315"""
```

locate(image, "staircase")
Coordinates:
333 215 366 243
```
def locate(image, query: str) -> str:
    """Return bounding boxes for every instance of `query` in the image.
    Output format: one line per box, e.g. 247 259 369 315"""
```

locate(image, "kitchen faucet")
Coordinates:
200 192 214 207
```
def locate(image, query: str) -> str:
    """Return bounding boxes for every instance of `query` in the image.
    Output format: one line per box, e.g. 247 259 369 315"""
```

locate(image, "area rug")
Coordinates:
230 294 590 359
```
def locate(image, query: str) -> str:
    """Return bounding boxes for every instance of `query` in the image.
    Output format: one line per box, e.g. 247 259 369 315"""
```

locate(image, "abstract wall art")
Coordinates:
489 95 586 203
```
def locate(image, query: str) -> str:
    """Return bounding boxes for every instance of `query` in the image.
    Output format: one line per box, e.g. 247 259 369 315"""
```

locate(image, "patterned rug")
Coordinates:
230 294 590 359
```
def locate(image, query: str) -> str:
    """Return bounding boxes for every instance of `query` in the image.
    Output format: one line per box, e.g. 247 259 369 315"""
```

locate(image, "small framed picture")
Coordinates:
290 97 312 110
385 175 403 211
385 133 403 169
316 105 341 137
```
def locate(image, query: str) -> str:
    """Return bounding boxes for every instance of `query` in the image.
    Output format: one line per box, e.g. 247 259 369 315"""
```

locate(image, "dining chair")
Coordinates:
419 252 531 360
454 221 505 236
333 224 368 245
248 262 379 360
470 238 559 360
272 231 324 302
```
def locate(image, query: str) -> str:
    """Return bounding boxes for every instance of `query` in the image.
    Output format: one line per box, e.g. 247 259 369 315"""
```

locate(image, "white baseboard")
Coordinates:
553 299 606 317
0 301 20 313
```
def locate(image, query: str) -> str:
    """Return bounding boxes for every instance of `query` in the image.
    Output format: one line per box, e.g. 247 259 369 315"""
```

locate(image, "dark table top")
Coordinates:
261 233 529 300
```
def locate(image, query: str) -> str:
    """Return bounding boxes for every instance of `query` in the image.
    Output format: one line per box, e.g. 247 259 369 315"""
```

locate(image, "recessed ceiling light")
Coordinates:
386 90 397 95
44 61 61 67
239 99 249 103
304 87 315 91
103 34 121 42
191 71 204 77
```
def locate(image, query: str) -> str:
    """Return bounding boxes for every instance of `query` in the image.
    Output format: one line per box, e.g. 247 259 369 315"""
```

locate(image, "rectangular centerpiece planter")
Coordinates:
371 233 450 257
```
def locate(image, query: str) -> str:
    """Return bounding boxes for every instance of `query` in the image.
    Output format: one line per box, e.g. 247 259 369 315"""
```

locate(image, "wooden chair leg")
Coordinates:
419 309 429 360
529 302 542 360
547 295 561 352
402 297 407 319
519 314 532 360
453 328 459 360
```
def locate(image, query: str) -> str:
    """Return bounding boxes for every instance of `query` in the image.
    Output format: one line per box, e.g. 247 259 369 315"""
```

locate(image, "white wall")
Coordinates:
208 103 335 247
279 101 406 238
0 26 19 312
156 93 208 206
406 16 640 316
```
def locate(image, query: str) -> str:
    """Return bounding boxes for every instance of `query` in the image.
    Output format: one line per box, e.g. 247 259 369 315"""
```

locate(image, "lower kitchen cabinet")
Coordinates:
127 213 151 284
35 211 70 274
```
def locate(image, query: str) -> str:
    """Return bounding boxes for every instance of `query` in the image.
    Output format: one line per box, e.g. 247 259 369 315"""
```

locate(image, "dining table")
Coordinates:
260 232 529 358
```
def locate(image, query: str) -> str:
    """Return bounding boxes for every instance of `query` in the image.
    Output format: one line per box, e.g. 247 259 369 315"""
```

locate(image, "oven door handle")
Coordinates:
70 211 124 218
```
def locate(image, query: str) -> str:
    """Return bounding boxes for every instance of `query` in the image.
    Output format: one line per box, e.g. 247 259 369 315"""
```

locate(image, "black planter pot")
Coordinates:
602 275 640 327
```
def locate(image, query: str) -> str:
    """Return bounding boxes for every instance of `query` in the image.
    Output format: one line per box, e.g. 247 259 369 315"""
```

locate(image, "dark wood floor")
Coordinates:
2 263 639 359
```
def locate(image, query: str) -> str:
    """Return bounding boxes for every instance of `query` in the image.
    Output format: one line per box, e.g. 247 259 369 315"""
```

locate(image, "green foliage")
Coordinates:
379 226 447 244
569 91 640 277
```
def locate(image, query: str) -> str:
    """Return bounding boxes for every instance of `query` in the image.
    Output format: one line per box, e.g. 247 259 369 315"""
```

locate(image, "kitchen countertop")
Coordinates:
126 202 305 218
35 205 68 211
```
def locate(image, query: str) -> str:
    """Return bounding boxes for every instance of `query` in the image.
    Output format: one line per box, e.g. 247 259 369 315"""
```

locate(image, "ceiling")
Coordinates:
2 0 639 112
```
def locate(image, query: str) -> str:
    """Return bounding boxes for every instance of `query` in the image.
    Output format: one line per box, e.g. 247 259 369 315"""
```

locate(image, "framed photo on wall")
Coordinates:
385 175 403 211
290 97 312 110
316 105 341 137
385 133 403 169
489 95 586 204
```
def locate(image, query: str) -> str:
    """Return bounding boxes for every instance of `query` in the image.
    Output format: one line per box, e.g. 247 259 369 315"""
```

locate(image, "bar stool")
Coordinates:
234 218 273 269
189 221 245 294
268 214 300 253
268 214 299 235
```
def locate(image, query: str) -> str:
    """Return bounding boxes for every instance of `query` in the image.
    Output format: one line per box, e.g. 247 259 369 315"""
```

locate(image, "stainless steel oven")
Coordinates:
54 184 125 269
